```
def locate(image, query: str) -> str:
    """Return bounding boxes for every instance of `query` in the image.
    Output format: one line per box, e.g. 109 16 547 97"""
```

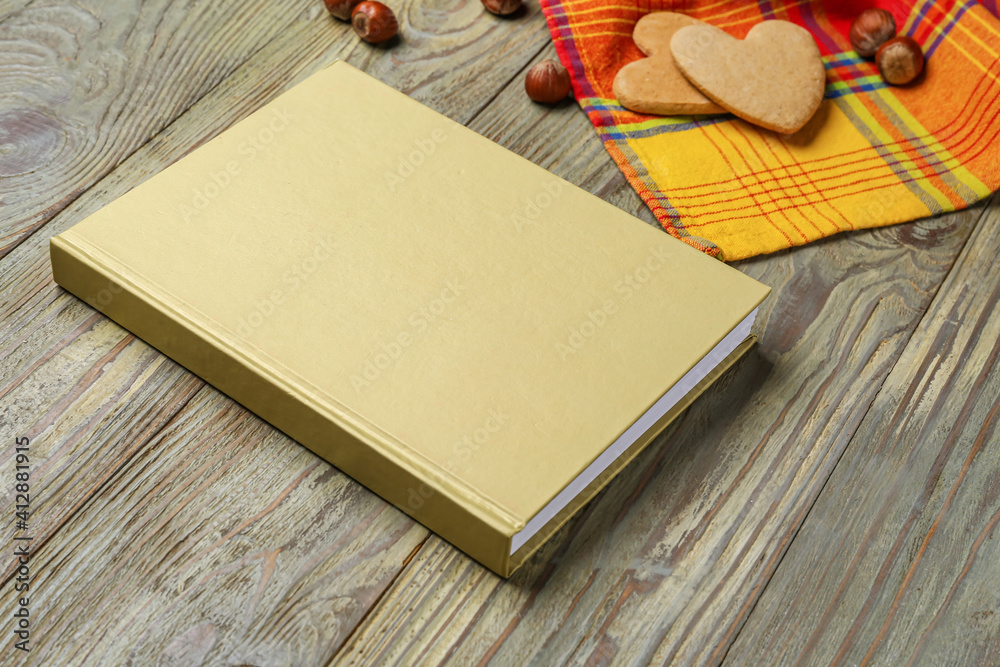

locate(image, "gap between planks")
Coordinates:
0 379 206 591
325 534 433 667
316 43 563 665
462 40 551 130
0 5 551 264
717 190 999 666
0 8 293 262
0 8 552 635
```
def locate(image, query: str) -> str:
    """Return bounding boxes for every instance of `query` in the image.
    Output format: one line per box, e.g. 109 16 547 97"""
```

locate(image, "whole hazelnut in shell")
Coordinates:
481 0 521 16
876 35 924 85
850 8 897 58
324 0 363 21
351 1 398 44
525 59 571 104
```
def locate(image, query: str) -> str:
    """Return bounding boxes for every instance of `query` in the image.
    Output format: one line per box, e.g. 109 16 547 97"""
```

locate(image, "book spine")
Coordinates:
49 233 518 576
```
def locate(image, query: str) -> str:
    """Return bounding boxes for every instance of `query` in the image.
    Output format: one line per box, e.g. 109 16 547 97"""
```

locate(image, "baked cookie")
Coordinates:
613 12 726 116
670 20 826 134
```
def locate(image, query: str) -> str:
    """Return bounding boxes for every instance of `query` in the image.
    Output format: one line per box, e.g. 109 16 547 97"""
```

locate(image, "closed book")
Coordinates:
49 61 770 577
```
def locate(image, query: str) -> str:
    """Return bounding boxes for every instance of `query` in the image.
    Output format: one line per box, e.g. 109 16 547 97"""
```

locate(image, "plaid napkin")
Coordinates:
539 0 1000 260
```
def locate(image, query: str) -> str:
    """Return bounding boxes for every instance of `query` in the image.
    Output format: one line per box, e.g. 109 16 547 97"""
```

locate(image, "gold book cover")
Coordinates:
49 61 770 576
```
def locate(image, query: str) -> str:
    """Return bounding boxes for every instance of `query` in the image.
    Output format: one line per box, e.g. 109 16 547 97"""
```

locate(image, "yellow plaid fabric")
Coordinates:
540 0 1000 260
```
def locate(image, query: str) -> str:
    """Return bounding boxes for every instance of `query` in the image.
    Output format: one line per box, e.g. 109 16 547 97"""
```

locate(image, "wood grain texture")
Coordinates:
1 386 428 665
727 193 1000 667
332 51 990 667
0 0 549 558
0 0 549 258
0 314 204 581
2 0 997 664
0 0 319 257
0 0 552 661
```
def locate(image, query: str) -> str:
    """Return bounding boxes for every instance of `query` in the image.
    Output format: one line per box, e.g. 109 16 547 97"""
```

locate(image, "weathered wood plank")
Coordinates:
727 194 1000 666
0 0 549 259
0 20 657 666
0 3 30 24
1 386 428 665
331 50 990 666
0 321 204 569
0 0 556 661
0 67 653 667
0 0 320 257
0 0 550 565
2 1 991 664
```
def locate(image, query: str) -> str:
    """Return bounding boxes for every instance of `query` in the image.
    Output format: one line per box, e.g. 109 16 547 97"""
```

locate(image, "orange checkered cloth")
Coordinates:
539 0 1000 260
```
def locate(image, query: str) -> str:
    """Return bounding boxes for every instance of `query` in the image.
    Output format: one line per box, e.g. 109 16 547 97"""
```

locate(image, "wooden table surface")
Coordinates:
2 0 999 664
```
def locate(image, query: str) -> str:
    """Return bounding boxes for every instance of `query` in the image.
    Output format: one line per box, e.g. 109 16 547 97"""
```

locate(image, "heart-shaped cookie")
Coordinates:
613 13 725 116
670 20 826 133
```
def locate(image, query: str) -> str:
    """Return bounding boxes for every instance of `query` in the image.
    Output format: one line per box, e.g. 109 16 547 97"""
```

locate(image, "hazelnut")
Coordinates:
849 8 897 58
324 0 362 20
481 0 521 16
876 36 924 85
525 59 571 104
351 1 398 44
